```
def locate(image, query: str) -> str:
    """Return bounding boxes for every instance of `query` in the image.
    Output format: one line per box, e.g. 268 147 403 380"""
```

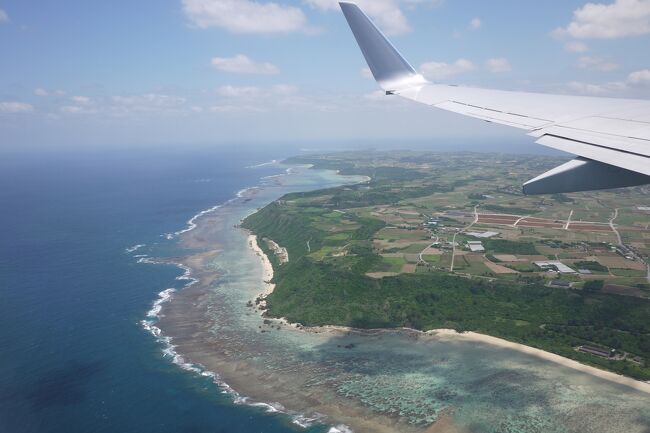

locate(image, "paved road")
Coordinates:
450 205 478 272
609 208 622 245
512 215 530 227
564 209 573 230
418 235 439 264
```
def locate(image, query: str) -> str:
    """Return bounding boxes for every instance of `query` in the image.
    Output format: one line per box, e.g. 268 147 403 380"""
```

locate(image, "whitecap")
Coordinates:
165 186 258 239
328 425 354 433
125 244 145 254
139 169 344 431
246 159 279 168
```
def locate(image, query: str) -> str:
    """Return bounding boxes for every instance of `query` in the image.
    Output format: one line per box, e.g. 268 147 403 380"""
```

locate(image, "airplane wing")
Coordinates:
339 2 650 194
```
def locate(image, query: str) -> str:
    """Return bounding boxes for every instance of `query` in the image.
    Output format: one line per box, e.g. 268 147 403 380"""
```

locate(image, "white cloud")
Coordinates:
182 0 309 34
211 54 279 74
270 84 298 95
209 104 264 113
112 93 186 108
564 41 589 52
208 84 308 113
420 59 475 81
469 18 481 29
577 56 619 71
486 58 511 73
566 68 650 95
71 95 92 104
628 69 650 84
360 67 373 79
34 88 49 97
566 80 627 95
305 0 411 34
216 85 262 98
58 93 188 116
0 8 8 23
61 105 93 114
216 84 298 98
554 0 650 39
0 101 33 113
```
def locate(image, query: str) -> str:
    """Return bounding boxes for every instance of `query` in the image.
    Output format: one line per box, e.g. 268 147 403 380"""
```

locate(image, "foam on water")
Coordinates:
136 162 650 433
125 244 145 254
165 187 258 239
246 159 279 169
139 167 359 432
328 425 354 433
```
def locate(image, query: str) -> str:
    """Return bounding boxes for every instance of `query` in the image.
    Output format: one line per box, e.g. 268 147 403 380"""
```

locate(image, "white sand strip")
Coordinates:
246 232 650 395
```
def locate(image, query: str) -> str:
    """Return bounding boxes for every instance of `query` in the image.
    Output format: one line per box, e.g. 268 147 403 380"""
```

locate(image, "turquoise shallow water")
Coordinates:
153 163 650 433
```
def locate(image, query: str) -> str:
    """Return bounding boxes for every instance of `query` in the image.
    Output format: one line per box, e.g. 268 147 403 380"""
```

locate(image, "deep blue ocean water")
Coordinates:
0 145 326 433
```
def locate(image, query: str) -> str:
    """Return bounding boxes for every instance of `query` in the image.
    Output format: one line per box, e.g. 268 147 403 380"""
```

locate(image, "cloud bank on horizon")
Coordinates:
1 0 649 148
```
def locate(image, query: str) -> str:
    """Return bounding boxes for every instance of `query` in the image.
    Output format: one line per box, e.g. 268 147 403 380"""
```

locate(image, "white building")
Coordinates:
467 241 485 252
466 231 499 239
534 261 576 274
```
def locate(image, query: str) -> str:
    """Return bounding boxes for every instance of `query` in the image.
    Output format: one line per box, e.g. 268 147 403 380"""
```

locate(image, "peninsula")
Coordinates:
242 151 650 381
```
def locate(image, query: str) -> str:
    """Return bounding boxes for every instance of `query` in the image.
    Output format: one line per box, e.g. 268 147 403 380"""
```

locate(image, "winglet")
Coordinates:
522 157 650 194
339 2 427 91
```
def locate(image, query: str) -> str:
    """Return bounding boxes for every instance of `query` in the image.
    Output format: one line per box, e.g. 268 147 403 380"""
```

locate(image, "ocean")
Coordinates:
0 145 323 433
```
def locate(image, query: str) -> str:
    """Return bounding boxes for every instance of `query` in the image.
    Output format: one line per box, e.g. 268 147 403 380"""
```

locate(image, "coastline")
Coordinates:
248 234 275 299
246 233 650 396
144 163 650 433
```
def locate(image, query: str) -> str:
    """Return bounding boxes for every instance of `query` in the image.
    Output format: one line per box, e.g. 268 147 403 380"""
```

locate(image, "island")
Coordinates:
242 151 650 381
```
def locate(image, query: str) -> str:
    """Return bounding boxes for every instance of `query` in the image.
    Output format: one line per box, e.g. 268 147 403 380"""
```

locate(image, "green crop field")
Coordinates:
242 151 650 380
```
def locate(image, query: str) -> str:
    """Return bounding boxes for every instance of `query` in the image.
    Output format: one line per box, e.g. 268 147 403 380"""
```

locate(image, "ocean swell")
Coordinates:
139 165 349 431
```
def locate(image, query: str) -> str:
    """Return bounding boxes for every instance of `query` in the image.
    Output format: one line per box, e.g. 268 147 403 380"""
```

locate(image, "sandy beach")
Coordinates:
153 166 650 433
246 233 650 396
248 234 275 297
430 329 650 394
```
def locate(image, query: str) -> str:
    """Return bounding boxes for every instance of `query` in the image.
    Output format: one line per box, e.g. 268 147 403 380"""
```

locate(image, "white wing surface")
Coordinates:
339 2 650 194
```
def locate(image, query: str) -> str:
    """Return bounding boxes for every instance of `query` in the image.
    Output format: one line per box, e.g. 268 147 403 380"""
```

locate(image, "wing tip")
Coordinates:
339 1 426 91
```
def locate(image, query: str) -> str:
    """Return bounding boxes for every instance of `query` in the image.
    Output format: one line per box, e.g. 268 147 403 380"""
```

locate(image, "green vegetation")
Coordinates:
265 256 650 380
610 268 647 277
243 152 650 380
482 239 539 255
574 261 609 273
482 204 538 215
583 280 604 292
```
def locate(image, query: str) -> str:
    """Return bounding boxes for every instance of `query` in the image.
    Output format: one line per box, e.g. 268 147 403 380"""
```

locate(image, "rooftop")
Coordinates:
466 231 499 239
534 261 576 274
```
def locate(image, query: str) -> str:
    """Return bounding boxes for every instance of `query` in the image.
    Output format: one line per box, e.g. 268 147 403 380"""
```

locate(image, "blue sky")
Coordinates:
1 0 649 149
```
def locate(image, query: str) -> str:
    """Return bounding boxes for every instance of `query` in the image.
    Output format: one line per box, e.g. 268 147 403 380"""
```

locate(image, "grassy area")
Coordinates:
243 151 650 380
574 260 609 273
482 239 539 255
265 257 650 380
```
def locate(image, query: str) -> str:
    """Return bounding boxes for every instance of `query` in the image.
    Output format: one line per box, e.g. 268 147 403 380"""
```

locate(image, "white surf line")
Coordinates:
246 159 279 168
564 209 573 230
125 244 146 254
609 208 622 245
306 239 311 253
450 205 478 272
